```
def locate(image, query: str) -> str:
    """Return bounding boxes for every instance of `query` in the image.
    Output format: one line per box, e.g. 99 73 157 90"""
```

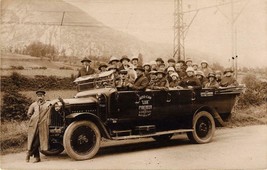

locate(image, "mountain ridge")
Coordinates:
1 0 171 60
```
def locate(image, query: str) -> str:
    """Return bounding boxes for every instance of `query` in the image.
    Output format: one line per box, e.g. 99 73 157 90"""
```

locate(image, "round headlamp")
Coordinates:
54 101 63 111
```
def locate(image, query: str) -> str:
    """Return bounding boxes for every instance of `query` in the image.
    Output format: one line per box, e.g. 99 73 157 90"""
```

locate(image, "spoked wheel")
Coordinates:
187 111 215 144
152 134 173 142
63 121 101 160
40 142 64 156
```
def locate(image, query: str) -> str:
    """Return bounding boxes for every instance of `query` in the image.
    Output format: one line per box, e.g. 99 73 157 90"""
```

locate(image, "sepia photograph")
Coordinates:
0 0 267 169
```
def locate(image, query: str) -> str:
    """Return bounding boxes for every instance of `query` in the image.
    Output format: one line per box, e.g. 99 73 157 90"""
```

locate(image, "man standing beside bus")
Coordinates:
26 89 50 163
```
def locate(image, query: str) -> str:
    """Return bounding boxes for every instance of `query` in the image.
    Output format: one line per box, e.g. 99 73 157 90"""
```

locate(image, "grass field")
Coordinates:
1 53 79 77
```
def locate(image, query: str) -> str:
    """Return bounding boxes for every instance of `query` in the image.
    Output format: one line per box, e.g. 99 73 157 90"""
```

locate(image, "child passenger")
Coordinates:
205 72 219 89
169 72 183 89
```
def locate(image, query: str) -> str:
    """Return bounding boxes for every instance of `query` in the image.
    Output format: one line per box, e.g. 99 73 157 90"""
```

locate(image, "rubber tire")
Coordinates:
187 111 215 144
63 120 101 160
152 134 173 142
40 143 64 156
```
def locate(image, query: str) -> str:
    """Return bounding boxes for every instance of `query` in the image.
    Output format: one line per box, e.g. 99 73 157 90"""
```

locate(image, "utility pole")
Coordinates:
173 0 185 61
231 0 235 73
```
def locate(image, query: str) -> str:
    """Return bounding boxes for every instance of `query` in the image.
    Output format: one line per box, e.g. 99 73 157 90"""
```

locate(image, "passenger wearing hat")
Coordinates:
205 72 219 89
155 58 164 71
107 65 120 83
166 67 175 82
119 55 131 71
159 63 166 70
192 63 198 72
116 70 130 91
177 60 187 72
167 58 176 68
169 72 183 89
200 60 213 77
77 57 96 77
220 68 238 87
150 61 157 71
98 63 108 73
215 70 222 84
185 58 193 67
151 69 169 90
195 71 208 88
26 89 50 163
147 70 157 89
175 63 187 79
131 56 139 68
180 67 201 89
108 56 120 68
118 55 137 83
143 63 151 80
128 66 149 91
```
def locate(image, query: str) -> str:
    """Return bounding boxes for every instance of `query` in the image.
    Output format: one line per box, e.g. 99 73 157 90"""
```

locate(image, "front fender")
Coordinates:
66 112 111 139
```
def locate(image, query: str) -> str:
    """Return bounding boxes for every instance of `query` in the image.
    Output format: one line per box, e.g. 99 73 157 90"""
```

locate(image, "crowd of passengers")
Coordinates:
77 55 239 91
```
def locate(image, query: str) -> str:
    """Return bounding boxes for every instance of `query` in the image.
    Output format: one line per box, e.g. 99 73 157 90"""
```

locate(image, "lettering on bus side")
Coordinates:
138 95 153 117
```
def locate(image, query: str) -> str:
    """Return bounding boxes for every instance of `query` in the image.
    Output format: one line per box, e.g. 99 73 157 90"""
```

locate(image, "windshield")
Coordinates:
74 70 116 91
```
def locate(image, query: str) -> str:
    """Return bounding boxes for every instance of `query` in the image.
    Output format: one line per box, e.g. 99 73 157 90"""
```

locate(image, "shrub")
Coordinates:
1 72 76 92
237 74 267 108
10 66 24 70
59 66 73 70
25 41 58 59
1 89 33 121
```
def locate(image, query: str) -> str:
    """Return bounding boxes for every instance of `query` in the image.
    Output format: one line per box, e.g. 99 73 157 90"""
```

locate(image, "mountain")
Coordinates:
0 0 172 60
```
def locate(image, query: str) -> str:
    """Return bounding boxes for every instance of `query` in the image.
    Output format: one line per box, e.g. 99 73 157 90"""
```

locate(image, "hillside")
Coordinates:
0 0 171 59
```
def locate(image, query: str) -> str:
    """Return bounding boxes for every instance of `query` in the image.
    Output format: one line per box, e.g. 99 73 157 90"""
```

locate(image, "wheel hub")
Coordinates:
199 122 208 132
78 135 89 145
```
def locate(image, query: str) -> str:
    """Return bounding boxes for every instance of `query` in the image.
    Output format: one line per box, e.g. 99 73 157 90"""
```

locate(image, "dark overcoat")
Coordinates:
77 66 96 77
131 74 149 91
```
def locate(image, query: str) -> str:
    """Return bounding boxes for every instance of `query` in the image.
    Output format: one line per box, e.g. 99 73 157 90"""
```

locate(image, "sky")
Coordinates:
66 0 267 68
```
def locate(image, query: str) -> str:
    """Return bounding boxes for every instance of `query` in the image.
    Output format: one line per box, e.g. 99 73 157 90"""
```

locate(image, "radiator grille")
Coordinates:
50 110 64 126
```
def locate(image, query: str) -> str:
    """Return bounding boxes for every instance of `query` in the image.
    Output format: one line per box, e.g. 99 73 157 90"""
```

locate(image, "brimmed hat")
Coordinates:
201 60 208 65
159 63 165 67
143 63 151 67
207 72 216 78
131 56 139 61
150 61 157 65
157 69 166 75
134 66 145 72
167 58 176 63
177 60 186 64
98 63 108 70
170 72 179 78
120 55 130 62
149 70 157 75
156 58 164 63
119 69 128 74
167 67 175 72
107 65 119 71
36 89 46 95
195 71 205 77
186 67 194 72
186 58 192 63
108 56 119 64
224 68 233 74
81 57 91 63
215 70 222 75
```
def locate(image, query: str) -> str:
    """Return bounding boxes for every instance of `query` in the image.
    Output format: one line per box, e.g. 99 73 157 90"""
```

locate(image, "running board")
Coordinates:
112 129 193 140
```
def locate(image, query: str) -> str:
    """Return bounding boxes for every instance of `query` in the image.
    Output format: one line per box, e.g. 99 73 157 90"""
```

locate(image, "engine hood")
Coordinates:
63 97 98 105
74 87 116 98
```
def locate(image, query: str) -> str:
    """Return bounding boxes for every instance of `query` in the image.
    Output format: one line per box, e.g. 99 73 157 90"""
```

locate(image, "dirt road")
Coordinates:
1 125 267 169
